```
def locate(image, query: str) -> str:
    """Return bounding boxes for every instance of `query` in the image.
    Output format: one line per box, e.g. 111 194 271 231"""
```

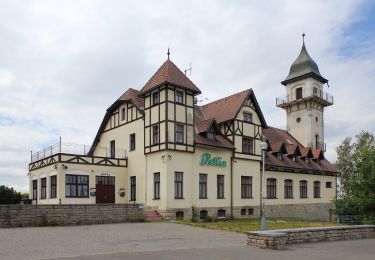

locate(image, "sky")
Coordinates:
0 0 374 192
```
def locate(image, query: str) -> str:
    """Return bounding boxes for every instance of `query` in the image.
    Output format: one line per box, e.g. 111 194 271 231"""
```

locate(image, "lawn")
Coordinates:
176 218 338 233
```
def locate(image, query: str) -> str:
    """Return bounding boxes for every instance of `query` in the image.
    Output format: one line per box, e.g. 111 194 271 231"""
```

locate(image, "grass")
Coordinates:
176 218 339 233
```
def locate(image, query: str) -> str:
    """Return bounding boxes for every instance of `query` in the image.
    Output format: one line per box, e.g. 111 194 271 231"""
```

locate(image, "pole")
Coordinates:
260 142 268 230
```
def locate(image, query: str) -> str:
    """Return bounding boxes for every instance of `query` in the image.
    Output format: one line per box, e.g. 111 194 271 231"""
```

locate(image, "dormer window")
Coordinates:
207 132 215 140
277 153 283 160
152 91 159 105
292 156 296 162
243 112 252 123
305 157 310 163
175 90 184 104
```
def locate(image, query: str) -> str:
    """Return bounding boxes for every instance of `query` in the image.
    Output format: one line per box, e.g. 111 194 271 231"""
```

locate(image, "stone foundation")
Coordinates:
247 225 375 249
0 204 144 227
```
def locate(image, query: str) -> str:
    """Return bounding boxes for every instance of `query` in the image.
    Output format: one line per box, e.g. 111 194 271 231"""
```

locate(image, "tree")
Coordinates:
0 185 23 204
335 131 375 218
335 131 375 195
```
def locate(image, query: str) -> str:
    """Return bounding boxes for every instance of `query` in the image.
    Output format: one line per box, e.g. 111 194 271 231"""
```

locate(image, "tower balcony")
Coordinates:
276 89 333 108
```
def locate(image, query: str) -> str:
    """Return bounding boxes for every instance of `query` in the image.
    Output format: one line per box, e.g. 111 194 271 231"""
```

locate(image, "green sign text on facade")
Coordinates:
200 153 227 167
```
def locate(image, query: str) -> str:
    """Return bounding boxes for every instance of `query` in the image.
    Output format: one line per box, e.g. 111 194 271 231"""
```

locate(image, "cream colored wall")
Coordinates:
232 158 260 207
29 163 128 204
94 111 146 204
263 171 336 205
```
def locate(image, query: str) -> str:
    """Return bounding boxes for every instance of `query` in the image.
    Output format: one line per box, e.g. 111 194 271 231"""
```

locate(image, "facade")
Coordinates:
28 39 339 220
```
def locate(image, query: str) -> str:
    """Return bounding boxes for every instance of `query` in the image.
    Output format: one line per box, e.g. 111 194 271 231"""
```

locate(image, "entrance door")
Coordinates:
96 176 115 204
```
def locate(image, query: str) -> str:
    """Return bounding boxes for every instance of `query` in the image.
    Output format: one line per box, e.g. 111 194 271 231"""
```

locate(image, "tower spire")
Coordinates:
167 48 170 60
302 33 305 44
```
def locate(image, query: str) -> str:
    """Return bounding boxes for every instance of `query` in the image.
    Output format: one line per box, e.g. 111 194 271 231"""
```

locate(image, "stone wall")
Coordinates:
247 225 375 249
0 204 144 227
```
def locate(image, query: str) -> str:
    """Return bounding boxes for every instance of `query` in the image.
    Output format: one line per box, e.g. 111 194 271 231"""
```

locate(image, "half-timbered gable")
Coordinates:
200 89 267 160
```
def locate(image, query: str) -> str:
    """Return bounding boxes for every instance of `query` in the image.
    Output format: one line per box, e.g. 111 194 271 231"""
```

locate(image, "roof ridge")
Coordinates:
201 89 250 108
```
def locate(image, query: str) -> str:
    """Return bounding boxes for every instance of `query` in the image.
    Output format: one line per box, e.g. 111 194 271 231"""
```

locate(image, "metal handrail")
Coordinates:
31 142 127 162
276 89 334 106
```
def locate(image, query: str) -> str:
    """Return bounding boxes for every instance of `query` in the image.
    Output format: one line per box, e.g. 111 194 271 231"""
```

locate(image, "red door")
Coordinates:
96 185 115 203
96 176 115 204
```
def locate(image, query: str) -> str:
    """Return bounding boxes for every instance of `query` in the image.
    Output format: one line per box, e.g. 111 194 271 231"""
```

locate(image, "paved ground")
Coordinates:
0 222 374 260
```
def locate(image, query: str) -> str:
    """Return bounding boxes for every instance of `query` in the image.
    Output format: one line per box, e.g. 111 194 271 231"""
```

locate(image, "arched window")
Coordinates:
266 178 277 199
284 179 293 199
217 209 226 218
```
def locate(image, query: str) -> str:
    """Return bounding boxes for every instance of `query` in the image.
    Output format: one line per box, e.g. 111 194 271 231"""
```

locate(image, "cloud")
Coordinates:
0 0 374 192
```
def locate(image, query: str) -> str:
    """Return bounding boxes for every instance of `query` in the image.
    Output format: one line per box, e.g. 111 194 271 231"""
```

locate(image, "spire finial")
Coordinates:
302 33 306 43
167 48 170 60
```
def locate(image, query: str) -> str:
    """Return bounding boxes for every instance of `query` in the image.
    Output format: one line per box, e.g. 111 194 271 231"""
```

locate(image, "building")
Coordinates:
28 38 338 220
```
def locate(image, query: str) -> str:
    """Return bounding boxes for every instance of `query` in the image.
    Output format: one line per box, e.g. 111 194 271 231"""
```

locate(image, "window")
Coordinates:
315 134 319 149
218 209 226 218
207 131 215 140
174 172 183 199
284 179 293 199
200 210 208 219
243 137 254 154
130 176 136 201
110 140 115 158
176 211 184 220
152 125 159 145
129 133 136 151
314 181 321 198
296 87 303 99
241 208 246 216
121 107 126 121
175 90 184 104
313 87 318 96
50 175 57 198
248 208 254 215
217 175 224 199
300 180 308 198
40 178 46 199
199 174 207 199
241 176 252 198
65 175 89 197
243 112 253 123
277 153 283 160
96 176 115 185
326 181 332 188
32 180 37 200
152 91 159 105
176 124 184 144
266 178 277 199
154 172 160 199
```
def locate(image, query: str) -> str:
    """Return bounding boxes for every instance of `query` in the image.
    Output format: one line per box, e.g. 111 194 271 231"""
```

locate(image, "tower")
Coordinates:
277 35 333 150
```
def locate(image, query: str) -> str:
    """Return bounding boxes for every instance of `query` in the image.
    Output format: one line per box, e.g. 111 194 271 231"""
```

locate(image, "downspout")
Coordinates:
230 150 234 219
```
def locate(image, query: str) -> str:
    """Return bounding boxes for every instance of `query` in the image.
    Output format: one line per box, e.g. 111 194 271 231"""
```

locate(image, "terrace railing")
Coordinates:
276 89 334 106
31 141 127 163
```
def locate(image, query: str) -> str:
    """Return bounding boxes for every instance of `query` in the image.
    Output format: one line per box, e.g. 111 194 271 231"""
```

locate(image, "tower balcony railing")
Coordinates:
30 141 127 163
276 89 334 107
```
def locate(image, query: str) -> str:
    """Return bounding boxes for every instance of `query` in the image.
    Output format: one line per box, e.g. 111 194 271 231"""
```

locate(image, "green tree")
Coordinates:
335 131 375 218
0 185 23 204
335 131 375 195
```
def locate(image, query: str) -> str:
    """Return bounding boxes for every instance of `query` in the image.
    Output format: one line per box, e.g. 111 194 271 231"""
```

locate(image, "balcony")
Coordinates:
276 89 333 108
29 141 127 171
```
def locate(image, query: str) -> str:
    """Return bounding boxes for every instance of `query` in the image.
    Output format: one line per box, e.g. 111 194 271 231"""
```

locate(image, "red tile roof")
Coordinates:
263 126 338 174
139 59 201 95
195 118 215 134
195 134 234 150
200 89 250 124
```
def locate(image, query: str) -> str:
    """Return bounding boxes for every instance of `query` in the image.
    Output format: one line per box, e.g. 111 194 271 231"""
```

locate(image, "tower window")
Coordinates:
296 117 301 123
152 91 159 105
175 90 184 104
296 87 303 99
152 125 159 145
315 117 318 122
175 124 184 144
121 107 126 121
242 137 254 154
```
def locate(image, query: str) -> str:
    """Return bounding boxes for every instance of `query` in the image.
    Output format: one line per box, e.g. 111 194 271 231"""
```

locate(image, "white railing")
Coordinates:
31 141 127 163
276 89 333 106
